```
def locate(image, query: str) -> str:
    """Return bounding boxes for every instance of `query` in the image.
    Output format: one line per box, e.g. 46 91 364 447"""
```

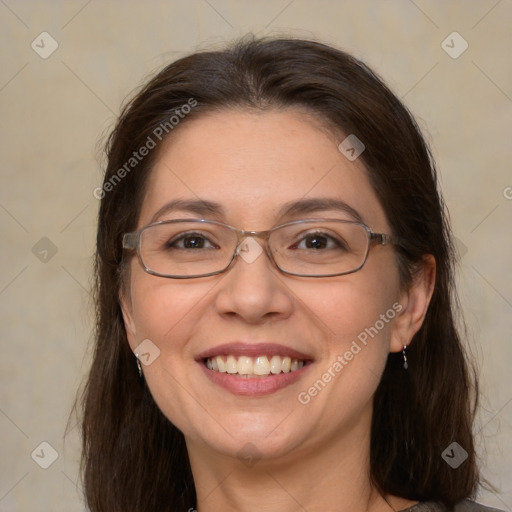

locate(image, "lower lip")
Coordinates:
198 361 312 396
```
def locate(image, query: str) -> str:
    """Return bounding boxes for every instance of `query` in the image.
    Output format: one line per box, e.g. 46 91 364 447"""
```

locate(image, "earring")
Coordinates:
135 353 143 377
402 345 408 370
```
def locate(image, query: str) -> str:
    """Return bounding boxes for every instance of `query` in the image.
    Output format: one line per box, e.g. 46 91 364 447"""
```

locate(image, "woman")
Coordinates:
81 36 503 511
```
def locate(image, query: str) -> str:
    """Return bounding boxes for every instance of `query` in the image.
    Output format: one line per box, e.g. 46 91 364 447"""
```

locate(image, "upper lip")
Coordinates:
196 342 314 361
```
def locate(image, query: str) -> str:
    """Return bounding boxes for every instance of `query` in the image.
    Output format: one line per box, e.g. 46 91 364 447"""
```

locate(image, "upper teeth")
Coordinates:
206 355 305 377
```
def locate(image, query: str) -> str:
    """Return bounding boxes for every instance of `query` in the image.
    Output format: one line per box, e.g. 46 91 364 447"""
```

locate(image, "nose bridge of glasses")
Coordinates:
233 227 271 253
234 226 277 266
237 227 271 239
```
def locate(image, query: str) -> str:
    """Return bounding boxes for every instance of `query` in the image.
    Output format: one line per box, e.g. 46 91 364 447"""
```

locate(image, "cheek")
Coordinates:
291 257 400 393
292 260 400 344
127 274 215 427
130 271 205 334
293 279 399 428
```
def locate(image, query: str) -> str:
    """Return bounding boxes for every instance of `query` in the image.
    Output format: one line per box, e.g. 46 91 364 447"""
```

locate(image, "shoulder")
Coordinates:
454 500 506 512
401 500 506 512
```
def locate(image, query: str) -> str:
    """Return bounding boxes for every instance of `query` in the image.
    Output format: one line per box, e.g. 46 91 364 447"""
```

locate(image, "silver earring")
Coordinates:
402 345 408 370
135 353 143 377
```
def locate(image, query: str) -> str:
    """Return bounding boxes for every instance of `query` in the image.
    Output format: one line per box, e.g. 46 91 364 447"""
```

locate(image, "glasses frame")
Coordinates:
122 218 396 279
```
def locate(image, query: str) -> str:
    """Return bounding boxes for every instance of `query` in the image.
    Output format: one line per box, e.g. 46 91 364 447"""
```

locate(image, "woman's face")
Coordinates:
121 108 416 464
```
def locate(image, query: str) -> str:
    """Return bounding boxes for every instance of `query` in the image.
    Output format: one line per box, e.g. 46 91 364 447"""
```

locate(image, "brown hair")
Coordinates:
80 36 479 511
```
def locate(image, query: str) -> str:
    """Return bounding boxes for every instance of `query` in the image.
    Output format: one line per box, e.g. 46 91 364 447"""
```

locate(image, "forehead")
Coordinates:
138 108 389 231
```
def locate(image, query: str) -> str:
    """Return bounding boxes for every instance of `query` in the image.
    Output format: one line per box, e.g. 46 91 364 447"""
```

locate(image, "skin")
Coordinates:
121 109 436 512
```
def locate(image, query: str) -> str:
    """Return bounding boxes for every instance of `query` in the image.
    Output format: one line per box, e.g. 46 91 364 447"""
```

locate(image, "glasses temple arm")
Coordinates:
122 232 139 250
370 232 398 246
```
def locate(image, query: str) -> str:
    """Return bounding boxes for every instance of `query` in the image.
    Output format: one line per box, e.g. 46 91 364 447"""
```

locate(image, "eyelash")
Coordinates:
165 231 347 250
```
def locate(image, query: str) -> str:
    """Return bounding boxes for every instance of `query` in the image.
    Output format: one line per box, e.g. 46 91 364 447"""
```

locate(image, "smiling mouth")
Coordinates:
205 355 306 378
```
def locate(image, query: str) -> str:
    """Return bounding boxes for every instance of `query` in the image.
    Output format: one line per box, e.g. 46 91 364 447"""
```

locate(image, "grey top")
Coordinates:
400 500 505 511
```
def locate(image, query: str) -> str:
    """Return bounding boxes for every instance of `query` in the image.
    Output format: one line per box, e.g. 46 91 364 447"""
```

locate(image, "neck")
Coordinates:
185 406 406 512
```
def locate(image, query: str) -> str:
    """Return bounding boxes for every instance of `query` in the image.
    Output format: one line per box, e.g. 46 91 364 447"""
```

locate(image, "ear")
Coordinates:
119 288 138 351
389 254 436 353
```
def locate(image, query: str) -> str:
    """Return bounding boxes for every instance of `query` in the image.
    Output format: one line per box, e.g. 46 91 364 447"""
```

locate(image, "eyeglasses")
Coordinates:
122 218 395 279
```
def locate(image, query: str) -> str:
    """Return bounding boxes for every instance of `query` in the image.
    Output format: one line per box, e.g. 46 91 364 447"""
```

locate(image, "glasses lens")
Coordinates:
139 221 236 277
270 220 369 276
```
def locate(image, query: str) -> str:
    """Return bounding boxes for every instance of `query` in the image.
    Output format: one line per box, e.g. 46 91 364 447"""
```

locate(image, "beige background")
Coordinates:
1 1 511 510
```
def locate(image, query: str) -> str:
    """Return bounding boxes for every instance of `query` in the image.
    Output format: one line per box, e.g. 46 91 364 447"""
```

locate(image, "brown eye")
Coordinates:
303 234 328 249
166 233 217 250
294 232 347 251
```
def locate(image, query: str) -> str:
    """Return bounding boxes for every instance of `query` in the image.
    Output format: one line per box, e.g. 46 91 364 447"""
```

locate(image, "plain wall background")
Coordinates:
1 1 511 510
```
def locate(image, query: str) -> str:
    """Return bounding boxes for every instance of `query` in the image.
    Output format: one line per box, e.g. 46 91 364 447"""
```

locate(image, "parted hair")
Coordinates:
80 36 479 511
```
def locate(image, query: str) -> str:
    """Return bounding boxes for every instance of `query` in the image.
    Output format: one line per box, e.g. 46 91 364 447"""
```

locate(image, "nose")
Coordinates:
213 237 294 325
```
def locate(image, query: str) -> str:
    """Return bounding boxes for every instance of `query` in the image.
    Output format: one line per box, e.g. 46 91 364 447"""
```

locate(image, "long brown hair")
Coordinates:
80 36 479 511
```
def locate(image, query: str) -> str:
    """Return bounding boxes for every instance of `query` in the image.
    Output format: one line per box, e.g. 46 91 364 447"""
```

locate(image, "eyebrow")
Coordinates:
151 199 226 223
150 197 363 224
277 197 364 223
